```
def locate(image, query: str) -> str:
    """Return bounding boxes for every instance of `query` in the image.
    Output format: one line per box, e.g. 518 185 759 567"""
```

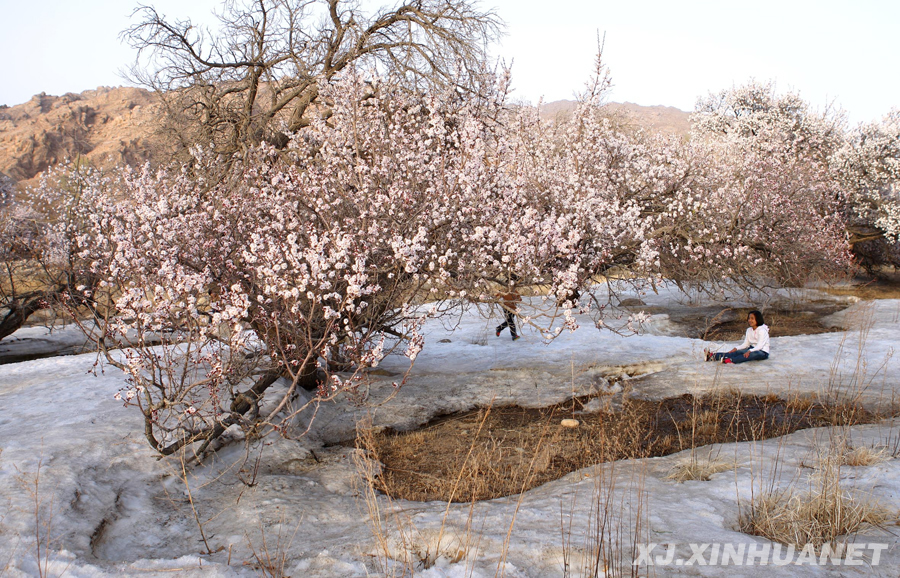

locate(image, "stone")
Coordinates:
619 298 646 306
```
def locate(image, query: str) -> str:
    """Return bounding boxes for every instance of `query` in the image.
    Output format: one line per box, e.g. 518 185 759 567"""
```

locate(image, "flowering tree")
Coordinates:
71 70 870 457
688 82 854 284
0 193 45 340
837 110 900 271
664 143 852 288
500 78 852 300
81 73 531 456
0 165 100 341
692 81 846 161
693 81 900 276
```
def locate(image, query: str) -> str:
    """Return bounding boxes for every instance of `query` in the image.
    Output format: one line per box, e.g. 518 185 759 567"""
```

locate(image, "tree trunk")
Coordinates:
0 293 55 342
172 361 323 457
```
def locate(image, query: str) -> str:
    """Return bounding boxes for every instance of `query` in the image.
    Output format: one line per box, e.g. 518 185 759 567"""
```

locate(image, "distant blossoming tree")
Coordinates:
0 165 101 341
693 81 900 276
837 110 900 271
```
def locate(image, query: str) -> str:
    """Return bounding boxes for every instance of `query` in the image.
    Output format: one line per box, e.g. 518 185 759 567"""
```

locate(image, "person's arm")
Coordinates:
734 329 751 352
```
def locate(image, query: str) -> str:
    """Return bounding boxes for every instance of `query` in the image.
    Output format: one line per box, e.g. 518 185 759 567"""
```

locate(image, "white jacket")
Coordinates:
738 325 770 353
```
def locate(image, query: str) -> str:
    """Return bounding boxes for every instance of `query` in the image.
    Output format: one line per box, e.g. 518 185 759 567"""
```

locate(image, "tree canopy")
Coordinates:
124 0 502 156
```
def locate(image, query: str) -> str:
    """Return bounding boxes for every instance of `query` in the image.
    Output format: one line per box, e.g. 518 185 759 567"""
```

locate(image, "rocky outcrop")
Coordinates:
0 87 165 189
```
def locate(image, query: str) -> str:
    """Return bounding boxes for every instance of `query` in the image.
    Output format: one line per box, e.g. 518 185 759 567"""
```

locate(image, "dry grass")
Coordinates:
357 390 879 503
354 413 490 575
666 454 734 483
558 462 649 578
739 452 891 551
827 435 892 468
784 392 817 412
355 408 650 577
840 445 889 467
245 514 301 578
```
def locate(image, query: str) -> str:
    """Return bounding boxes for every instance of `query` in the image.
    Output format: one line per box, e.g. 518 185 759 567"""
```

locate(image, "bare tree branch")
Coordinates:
122 0 503 156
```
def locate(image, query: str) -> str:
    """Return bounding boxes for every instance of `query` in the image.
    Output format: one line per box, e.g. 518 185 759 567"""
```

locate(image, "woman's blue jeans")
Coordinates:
713 348 769 364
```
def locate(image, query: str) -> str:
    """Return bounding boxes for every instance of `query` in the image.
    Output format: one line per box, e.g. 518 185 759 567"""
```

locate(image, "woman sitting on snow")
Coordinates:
706 310 770 364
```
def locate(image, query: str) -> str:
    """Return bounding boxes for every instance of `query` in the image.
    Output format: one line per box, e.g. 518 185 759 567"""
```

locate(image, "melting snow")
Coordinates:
1 286 899 576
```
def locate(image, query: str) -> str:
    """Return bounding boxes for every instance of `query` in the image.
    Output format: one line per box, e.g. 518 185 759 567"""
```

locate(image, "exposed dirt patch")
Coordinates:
645 304 848 341
648 278 900 339
821 278 900 301
357 391 883 502
699 306 845 341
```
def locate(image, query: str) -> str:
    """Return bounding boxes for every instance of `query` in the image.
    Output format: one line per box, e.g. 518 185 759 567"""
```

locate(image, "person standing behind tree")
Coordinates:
495 282 522 341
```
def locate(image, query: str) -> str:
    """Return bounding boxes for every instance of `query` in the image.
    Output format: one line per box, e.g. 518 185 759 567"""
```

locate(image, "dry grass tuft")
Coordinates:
740 469 890 551
714 385 743 399
839 444 889 467
784 392 816 412
667 456 734 483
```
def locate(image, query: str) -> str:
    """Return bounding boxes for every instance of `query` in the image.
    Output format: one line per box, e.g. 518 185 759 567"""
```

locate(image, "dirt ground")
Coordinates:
631 277 900 340
822 278 900 301
359 391 883 503
662 303 847 341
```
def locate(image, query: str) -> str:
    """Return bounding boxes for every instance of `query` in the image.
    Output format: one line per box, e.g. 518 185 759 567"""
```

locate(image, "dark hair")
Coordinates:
748 310 765 326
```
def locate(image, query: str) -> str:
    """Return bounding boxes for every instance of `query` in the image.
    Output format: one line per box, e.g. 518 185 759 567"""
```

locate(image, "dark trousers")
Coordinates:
497 311 517 339
713 348 769 364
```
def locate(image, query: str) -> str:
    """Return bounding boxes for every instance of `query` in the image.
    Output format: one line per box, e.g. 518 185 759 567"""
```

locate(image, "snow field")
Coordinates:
1 287 899 576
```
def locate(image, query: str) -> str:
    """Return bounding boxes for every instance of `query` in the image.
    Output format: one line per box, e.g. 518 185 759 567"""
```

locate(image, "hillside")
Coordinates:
0 88 692 191
541 99 692 136
0 87 164 189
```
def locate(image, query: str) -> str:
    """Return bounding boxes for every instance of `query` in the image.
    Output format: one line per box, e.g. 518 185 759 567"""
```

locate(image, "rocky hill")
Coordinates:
0 87 164 189
0 88 692 191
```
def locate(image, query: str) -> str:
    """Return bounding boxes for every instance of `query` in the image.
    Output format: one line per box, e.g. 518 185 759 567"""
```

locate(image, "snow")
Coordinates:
0 323 95 363
2 287 900 577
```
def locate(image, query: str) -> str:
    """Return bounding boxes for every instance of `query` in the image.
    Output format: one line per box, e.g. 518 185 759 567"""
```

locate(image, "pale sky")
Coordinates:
1 0 898 123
